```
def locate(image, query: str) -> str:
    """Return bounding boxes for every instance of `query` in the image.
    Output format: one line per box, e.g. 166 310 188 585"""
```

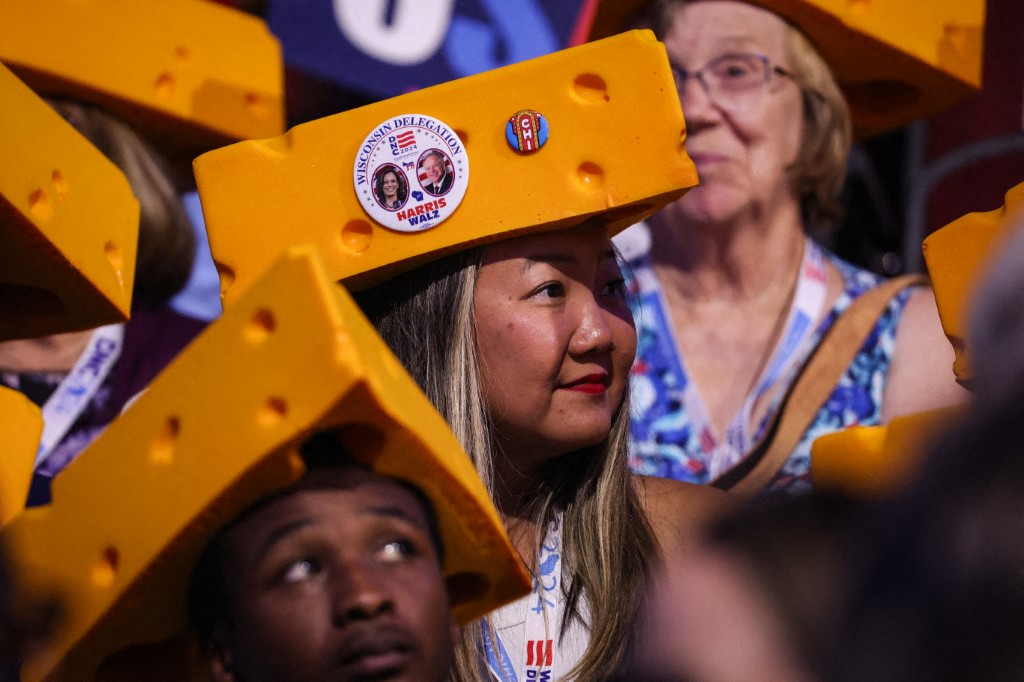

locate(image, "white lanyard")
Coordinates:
483 517 564 682
680 238 828 478
35 324 124 469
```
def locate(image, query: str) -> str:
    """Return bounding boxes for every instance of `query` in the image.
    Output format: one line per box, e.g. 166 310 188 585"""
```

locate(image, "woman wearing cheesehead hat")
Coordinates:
2 246 530 681
595 0 982 501
0 0 284 504
195 30 733 680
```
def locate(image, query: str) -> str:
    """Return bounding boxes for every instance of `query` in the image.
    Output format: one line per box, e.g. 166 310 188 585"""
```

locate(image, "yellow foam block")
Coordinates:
588 0 984 137
196 29 698 302
0 0 284 161
0 62 138 341
923 182 1024 385
752 0 983 136
0 387 42 526
811 406 966 496
4 247 529 682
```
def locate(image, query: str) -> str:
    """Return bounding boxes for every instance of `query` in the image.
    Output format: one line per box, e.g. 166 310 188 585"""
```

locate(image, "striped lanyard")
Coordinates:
34 324 124 469
682 237 828 479
483 516 563 682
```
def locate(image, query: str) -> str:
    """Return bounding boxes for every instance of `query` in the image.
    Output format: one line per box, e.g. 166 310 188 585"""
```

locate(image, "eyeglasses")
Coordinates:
671 53 796 108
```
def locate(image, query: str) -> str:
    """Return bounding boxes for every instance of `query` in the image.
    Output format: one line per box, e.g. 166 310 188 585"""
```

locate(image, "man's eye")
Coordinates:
282 558 320 583
377 540 415 563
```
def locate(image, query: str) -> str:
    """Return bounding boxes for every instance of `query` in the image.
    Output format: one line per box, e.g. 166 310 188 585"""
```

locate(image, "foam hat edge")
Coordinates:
3 245 528 681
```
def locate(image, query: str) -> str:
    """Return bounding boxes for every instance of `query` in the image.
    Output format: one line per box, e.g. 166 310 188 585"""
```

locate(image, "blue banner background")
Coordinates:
267 0 590 99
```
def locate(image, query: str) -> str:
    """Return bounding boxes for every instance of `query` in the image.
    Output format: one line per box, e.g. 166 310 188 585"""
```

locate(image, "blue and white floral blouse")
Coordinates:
621 226 916 500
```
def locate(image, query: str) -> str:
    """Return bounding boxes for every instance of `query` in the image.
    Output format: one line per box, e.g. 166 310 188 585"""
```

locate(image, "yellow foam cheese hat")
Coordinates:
922 182 1024 387
588 0 984 138
0 387 43 526
1 62 139 341
0 0 284 162
3 246 530 682
811 405 967 496
195 29 698 303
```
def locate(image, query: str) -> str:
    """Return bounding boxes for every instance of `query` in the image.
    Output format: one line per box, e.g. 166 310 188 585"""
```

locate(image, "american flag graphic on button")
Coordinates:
395 129 416 149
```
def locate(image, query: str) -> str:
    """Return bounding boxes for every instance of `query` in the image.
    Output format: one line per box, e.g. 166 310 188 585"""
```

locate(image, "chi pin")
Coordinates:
506 109 549 154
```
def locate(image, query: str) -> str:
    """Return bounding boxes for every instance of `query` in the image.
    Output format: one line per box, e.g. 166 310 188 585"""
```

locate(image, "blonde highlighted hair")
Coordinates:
356 246 658 680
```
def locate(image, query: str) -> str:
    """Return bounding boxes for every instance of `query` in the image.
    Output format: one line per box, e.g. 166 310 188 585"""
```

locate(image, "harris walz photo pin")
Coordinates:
354 114 468 233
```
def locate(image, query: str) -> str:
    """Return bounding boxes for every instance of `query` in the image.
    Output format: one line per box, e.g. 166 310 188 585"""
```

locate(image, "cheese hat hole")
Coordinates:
340 220 373 254
446 572 490 606
848 0 871 14
245 308 275 343
943 24 972 54
155 72 175 98
28 189 53 222
454 128 469 145
572 74 610 103
245 92 268 119
576 162 605 189
332 424 387 463
149 417 180 466
0 283 65 317
258 397 288 426
844 81 921 116
52 170 67 200
104 241 124 274
174 45 191 63
91 547 119 588
215 262 236 297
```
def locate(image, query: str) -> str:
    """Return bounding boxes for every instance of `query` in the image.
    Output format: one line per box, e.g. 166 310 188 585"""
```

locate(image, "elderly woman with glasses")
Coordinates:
621 0 966 502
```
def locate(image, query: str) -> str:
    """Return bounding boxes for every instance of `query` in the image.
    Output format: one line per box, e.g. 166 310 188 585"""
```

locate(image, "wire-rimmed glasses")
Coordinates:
671 53 796 109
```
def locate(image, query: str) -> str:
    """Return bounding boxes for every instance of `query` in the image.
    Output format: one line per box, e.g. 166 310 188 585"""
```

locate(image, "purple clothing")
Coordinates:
1 305 205 505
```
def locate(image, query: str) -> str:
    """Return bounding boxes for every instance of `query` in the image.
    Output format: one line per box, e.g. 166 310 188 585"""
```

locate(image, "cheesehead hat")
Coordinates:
0 0 284 162
1 62 139 340
589 0 985 138
814 183 1024 499
0 387 42 526
922 181 1024 387
3 246 529 681
195 29 699 304
811 405 966 496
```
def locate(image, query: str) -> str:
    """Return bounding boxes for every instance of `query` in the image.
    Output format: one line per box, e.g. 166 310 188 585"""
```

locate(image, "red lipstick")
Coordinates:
561 373 609 395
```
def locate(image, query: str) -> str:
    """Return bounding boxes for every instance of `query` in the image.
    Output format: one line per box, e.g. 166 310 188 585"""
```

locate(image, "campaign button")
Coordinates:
353 114 469 233
506 110 549 154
